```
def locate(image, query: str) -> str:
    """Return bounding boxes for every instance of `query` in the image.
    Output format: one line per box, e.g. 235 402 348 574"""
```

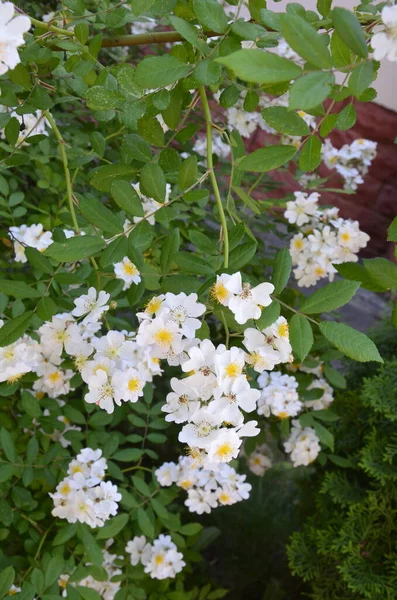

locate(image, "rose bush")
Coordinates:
0 0 395 598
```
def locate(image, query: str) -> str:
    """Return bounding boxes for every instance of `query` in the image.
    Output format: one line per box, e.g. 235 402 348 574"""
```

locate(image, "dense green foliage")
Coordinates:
288 337 397 599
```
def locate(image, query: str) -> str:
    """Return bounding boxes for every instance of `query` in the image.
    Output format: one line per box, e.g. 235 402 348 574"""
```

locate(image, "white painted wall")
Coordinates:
264 0 397 112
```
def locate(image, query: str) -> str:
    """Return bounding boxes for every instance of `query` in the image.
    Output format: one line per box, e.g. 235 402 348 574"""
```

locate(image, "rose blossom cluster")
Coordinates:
58 543 122 600
50 448 121 528
126 534 185 580
322 138 377 191
284 420 321 467
285 191 370 287
256 371 334 418
155 456 252 514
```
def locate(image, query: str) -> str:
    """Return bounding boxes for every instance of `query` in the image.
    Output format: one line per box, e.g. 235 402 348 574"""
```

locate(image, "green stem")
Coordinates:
45 111 80 234
101 30 220 48
199 86 229 269
28 15 75 37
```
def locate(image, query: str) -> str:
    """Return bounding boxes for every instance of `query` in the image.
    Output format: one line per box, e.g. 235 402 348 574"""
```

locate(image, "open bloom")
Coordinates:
371 5 397 62
114 257 141 290
0 2 31 75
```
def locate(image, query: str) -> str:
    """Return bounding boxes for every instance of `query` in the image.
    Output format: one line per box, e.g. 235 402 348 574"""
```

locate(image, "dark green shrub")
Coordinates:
288 355 397 599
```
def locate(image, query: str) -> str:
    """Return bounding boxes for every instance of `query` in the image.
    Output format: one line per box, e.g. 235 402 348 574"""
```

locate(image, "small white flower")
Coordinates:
114 257 141 290
72 288 110 325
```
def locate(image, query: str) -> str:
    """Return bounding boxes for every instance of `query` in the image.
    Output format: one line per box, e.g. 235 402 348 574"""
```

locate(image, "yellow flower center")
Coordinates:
128 377 141 392
218 492 231 504
277 411 289 419
277 322 289 338
153 328 173 346
154 554 165 566
60 482 71 495
70 464 83 475
7 373 24 384
3 349 15 360
48 371 62 383
179 479 193 490
225 362 241 378
315 266 325 277
340 232 351 242
145 297 163 313
211 282 228 302
123 261 138 276
294 239 304 250
215 442 234 460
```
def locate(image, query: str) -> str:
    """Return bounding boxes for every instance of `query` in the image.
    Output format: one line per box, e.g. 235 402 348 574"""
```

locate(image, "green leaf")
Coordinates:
178 155 197 190
334 262 385 292
317 0 332 18
330 31 351 67
0 311 33 347
300 280 360 314
319 321 383 363
44 556 65 588
85 87 125 111
53 524 77 546
289 314 313 362
261 107 310 136
75 23 89 44
323 364 346 388
237 145 296 172
228 241 258 270
179 523 202 536
90 164 137 192
289 72 334 110
279 14 332 69
122 134 152 163
388 217 397 242
77 524 102 566
5 118 20 146
216 50 302 85
193 0 228 33
169 16 209 54
100 236 128 268
25 247 53 274
336 104 357 130
272 248 292 294
115 64 141 97
111 180 143 217
97 514 129 539
132 475 151 497
44 236 105 262
349 60 374 97
331 7 368 58
363 257 397 290
134 55 190 90
0 566 15 600
0 465 14 483
79 197 123 235
255 300 280 329
161 228 180 274
0 280 41 299
77 587 102 600
137 508 155 538
174 252 214 275
0 429 17 463
194 60 222 85
299 135 322 172
36 297 58 321
313 421 334 451
112 448 143 462
232 186 261 214
140 164 166 203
